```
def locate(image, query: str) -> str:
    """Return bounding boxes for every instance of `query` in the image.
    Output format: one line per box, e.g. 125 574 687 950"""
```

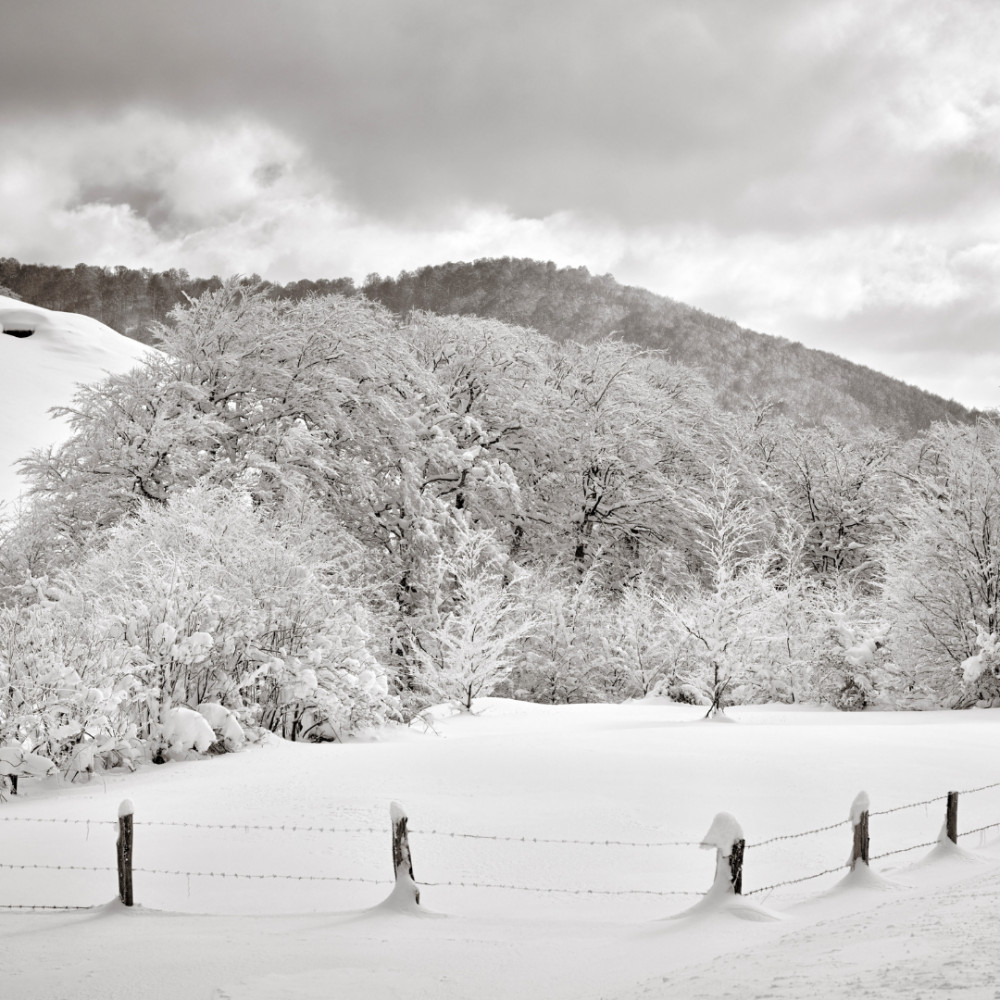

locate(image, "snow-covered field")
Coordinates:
2 698 999 999
0 294 152 505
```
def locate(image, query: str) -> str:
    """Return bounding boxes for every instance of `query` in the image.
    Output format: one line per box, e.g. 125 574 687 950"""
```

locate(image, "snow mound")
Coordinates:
161 706 216 754
829 861 901 894
0 294 154 505
667 864 783 923
907 836 985 871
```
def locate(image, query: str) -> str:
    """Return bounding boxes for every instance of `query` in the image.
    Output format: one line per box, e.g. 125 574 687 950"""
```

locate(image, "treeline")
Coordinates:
1 285 999 779
0 255 978 438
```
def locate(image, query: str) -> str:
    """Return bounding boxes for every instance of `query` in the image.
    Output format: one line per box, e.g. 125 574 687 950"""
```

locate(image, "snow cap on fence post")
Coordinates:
117 798 134 907
849 791 870 869
700 812 745 895
389 800 420 906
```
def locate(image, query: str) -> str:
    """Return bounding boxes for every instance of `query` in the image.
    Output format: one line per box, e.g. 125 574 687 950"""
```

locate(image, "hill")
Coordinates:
360 259 977 436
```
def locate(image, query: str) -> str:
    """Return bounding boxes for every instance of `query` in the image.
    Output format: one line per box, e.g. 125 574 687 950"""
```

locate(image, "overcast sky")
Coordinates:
2 0 999 408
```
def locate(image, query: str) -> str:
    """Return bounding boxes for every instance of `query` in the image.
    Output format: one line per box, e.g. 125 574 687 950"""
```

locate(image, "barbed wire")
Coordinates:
869 839 939 861
958 821 1000 838
0 904 94 911
745 863 850 897
0 817 114 826
956 781 1000 797
412 830 700 848
420 879 702 896
869 794 947 818
132 866 389 884
134 821 382 834
0 862 115 873
747 818 847 850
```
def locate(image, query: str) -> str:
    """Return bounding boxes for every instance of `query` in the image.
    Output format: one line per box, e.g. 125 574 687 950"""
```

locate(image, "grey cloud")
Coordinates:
5 0 995 234
75 181 175 231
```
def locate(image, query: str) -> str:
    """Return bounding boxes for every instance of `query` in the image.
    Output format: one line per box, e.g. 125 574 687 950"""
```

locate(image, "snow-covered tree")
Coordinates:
663 465 775 716
607 582 677 697
881 419 1000 703
508 569 613 703
408 525 534 711
763 420 897 591
528 341 715 587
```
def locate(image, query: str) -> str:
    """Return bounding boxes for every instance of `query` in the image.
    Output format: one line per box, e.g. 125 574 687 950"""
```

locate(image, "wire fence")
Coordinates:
1 780 999 914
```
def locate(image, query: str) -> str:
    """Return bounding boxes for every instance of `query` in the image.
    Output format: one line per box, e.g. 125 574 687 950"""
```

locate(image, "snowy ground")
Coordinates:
2 699 999 999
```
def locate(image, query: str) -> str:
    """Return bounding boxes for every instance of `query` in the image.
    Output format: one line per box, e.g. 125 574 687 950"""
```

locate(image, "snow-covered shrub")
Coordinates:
0 602 146 776
160 706 216 756
197 702 246 749
813 610 890 711
0 486 398 773
254 619 391 739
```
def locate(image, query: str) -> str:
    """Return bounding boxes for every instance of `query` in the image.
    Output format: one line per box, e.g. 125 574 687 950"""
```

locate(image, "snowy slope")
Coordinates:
0 295 153 506
1 699 999 999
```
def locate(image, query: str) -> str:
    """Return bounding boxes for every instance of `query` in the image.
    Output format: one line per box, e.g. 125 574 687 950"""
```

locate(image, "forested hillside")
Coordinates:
0 256 977 437
3 283 1000 782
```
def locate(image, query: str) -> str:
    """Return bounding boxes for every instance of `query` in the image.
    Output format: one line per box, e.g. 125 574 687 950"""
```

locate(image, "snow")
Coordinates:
699 811 744 853
1 698 999 999
390 800 408 827
118 798 134 819
0 745 57 778
0 294 153 506
161 705 216 754
961 650 986 684
850 789 870 824
197 702 246 747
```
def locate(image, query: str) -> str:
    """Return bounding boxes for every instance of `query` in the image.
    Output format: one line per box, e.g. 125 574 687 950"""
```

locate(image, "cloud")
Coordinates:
0 109 618 280
3 0 998 234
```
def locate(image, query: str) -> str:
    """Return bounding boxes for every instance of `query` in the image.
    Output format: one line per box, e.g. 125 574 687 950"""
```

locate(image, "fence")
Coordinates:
1 782 999 914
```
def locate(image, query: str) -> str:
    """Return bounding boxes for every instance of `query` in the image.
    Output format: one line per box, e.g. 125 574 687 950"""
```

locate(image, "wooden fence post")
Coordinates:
390 801 420 905
117 799 134 907
850 791 870 870
946 791 958 844
729 837 745 895
700 812 745 895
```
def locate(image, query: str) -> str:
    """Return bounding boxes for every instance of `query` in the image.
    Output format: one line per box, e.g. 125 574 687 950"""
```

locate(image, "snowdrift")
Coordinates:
0 294 153 505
